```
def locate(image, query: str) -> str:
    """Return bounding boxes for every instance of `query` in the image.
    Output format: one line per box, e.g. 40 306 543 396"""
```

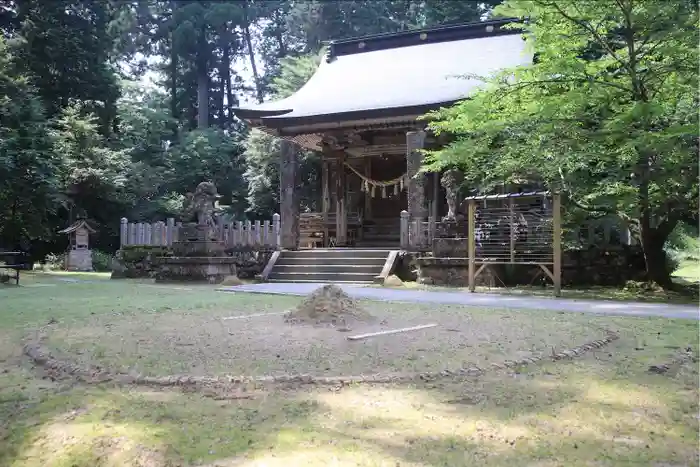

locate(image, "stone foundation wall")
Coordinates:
111 246 171 279
111 246 272 280
411 246 649 288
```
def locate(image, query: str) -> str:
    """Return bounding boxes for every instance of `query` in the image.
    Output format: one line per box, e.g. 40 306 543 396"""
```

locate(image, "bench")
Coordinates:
0 251 31 285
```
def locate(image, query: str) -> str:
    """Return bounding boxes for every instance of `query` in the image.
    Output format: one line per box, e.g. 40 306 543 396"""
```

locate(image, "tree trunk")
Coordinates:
169 35 179 140
243 1 263 104
220 23 235 125
639 219 677 288
196 24 209 129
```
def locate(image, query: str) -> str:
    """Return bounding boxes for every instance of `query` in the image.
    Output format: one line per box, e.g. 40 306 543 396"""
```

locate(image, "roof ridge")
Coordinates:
326 17 522 61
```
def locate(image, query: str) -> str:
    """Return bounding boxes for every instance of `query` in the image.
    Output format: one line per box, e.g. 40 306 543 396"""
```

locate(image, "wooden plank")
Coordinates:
347 324 438 341
221 311 286 320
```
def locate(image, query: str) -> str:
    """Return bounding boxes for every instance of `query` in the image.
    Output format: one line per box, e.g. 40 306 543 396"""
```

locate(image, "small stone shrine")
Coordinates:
154 181 238 283
58 217 96 271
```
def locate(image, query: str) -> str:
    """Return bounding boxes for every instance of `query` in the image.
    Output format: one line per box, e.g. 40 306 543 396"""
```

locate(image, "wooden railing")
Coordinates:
399 211 636 251
119 215 281 250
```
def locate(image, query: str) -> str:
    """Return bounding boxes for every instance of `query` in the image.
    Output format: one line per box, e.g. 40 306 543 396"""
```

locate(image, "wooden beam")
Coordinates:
335 152 348 246
279 140 300 249
321 154 330 246
346 324 438 341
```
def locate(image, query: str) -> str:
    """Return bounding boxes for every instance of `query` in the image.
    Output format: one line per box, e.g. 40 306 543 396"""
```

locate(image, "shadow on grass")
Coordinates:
0 380 322 466
1 340 698 466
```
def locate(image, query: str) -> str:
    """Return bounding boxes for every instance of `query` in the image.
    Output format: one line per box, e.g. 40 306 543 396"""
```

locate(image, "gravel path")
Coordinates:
218 282 699 320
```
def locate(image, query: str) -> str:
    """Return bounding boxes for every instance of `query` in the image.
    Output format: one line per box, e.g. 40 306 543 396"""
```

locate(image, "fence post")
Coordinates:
166 218 175 245
245 220 253 246
120 218 128 247
413 217 422 248
151 222 159 246
136 223 144 246
263 220 271 247
272 213 281 249
427 216 435 247
400 210 409 249
236 221 243 247
128 223 136 246
174 222 181 243
144 223 152 246
254 220 262 246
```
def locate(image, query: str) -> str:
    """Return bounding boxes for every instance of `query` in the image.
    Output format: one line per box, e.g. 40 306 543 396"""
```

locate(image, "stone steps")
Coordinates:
266 249 393 283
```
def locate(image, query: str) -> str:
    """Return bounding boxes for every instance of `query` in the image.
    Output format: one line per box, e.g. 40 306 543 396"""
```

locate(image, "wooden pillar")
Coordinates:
335 152 348 246
279 139 300 249
552 193 562 296
364 157 372 221
468 199 476 292
321 155 330 246
406 130 427 219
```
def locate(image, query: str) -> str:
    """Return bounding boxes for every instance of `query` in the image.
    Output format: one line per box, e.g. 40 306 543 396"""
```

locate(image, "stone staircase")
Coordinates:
267 249 392 283
356 217 401 248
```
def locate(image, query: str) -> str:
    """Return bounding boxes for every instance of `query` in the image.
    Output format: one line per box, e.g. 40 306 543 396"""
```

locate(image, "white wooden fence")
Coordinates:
119 214 281 250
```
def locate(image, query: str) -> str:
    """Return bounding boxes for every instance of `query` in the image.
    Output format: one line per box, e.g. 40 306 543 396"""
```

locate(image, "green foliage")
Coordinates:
91 250 114 272
426 0 698 285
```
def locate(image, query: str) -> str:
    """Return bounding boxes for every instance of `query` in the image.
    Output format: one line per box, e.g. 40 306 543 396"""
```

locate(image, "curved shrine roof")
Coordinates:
233 18 533 133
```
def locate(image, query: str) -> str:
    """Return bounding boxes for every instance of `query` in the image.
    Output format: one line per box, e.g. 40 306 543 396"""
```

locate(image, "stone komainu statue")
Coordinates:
181 181 221 226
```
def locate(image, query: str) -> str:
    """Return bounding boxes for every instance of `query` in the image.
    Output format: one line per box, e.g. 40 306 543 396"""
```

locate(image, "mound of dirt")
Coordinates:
284 284 374 327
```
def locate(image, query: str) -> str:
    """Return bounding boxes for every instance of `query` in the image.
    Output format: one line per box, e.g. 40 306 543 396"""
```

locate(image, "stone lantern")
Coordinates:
58 218 96 271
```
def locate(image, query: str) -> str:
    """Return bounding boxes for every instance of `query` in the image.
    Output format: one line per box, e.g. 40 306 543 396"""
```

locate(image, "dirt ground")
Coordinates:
45 298 601 378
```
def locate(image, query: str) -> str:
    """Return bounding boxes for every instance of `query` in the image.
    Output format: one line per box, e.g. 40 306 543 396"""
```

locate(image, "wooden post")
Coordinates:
263 220 270 246
400 210 409 249
144 223 152 246
364 157 373 221
120 218 128 247
406 130 428 219
321 156 330 246
236 220 243 247
509 198 516 263
553 193 562 297
468 200 476 292
335 152 348 246
152 222 160 246
428 216 435 247
280 139 300 249
412 218 421 248
166 218 175 245
136 223 144 245
272 213 281 249
254 220 262 245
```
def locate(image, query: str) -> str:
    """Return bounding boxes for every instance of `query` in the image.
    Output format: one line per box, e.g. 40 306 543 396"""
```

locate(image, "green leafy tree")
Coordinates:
0 38 61 252
426 0 699 286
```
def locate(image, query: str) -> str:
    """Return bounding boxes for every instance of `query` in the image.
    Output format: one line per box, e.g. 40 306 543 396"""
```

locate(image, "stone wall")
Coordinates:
410 245 649 288
561 246 647 286
111 246 272 280
111 246 170 279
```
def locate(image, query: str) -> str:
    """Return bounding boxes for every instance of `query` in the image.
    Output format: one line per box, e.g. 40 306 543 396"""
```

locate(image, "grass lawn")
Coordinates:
0 273 697 466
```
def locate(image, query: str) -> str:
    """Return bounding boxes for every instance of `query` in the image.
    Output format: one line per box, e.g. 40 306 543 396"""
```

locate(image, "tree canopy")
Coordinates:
425 0 698 285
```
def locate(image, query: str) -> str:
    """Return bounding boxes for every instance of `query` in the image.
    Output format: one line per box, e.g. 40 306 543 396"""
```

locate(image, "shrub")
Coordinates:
92 250 114 272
